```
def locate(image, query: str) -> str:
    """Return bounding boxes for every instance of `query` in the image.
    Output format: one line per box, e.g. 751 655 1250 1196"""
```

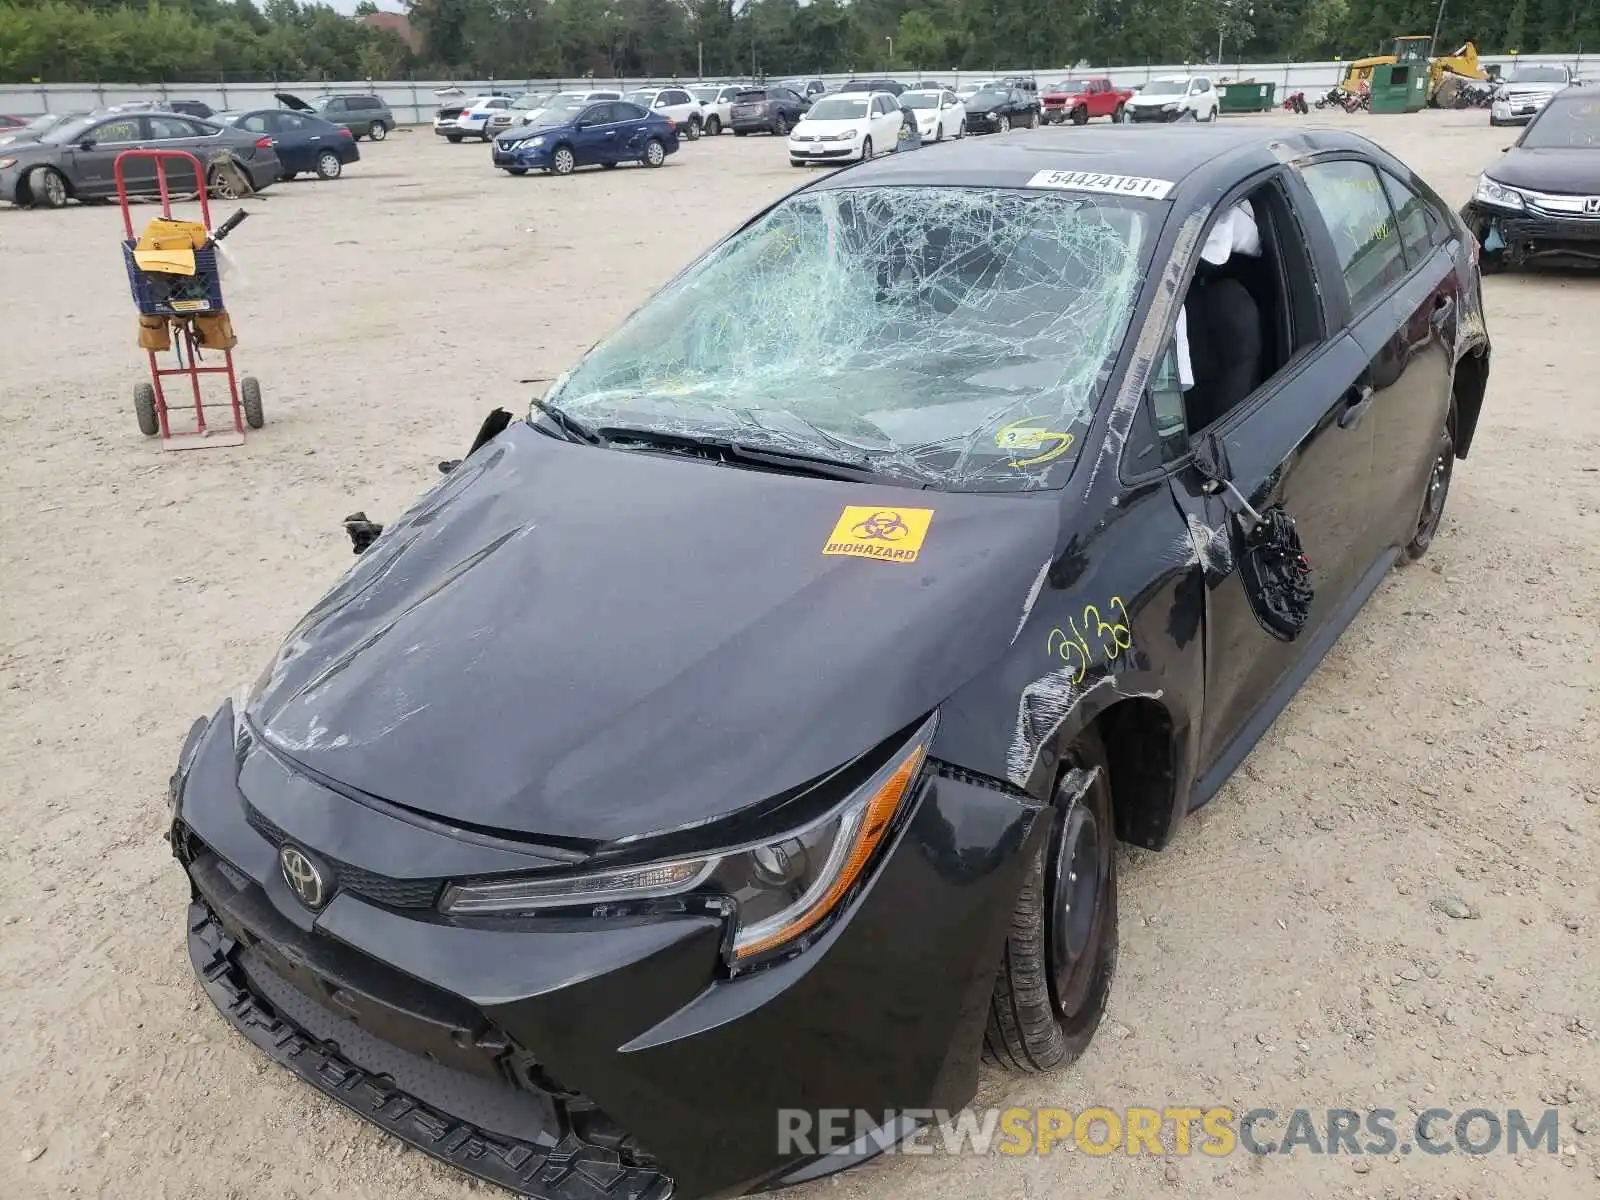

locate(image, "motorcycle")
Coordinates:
1313 85 1344 109
1282 90 1309 114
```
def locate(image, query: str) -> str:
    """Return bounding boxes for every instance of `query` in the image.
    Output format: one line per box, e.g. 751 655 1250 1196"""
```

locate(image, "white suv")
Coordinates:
1122 75 1220 122
626 87 706 139
689 84 744 135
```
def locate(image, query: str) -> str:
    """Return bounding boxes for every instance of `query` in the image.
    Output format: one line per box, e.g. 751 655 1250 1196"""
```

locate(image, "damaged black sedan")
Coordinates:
169 126 1490 1199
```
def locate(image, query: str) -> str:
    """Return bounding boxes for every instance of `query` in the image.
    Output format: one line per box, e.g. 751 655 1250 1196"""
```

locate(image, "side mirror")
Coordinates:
1501 145 1510 153
78 138 96 150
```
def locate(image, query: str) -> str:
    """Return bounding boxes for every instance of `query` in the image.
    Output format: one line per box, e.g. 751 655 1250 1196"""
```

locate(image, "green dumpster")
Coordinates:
1218 81 1277 113
1368 62 1429 113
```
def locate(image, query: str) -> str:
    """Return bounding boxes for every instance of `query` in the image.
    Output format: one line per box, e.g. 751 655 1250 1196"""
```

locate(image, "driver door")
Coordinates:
69 115 149 198
573 103 618 166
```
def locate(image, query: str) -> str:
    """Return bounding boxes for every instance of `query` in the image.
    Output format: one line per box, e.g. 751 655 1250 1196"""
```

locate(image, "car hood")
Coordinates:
966 98 1008 113
1128 92 1183 106
244 423 1060 845
1499 83 1566 98
1489 148 1600 193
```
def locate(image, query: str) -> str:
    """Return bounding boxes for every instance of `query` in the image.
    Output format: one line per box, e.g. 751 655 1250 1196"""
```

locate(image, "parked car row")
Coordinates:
0 91 389 208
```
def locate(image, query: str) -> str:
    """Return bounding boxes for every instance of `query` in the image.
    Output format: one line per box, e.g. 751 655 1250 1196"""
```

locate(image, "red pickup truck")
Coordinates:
1041 77 1134 125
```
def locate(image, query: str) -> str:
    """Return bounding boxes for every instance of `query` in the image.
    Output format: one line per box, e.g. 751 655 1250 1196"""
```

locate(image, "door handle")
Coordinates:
1338 384 1374 430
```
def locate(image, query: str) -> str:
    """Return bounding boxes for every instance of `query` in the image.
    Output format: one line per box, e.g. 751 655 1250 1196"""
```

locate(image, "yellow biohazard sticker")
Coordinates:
823 506 935 564
996 419 1075 468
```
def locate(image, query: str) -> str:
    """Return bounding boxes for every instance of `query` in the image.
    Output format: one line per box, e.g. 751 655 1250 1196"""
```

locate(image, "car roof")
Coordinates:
806 125 1383 198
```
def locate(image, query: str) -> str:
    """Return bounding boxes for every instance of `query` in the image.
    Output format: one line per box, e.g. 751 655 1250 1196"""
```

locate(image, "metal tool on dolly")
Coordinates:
115 148 264 450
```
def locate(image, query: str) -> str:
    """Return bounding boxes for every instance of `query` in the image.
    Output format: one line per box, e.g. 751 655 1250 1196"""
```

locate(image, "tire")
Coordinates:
1027 110 1038 128
935 124 943 143
480 130 493 143
206 165 242 200
983 731 1118 1074
240 377 264 430
734 129 748 136
686 116 702 141
446 134 462 144
997 115 1011 133
790 159 808 167
860 136 873 161
279 172 298 182
643 138 666 168
1112 103 1125 123
772 114 790 136
1071 105 1088 126
601 161 618 170
315 151 342 180
369 122 388 142
134 382 159 437
551 144 576 175
506 167 528 176
1402 404 1456 561
29 166 69 209
705 115 721 135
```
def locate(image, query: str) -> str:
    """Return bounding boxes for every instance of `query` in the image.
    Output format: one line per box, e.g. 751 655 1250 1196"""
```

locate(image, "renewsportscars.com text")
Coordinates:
777 1106 1561 1158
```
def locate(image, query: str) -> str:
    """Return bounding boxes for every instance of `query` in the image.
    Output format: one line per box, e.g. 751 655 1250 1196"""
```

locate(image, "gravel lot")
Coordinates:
0 109 1595 1200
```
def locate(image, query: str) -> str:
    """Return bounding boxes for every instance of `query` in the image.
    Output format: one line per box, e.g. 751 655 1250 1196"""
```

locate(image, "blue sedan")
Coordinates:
492 97 679 176
214 106 360 180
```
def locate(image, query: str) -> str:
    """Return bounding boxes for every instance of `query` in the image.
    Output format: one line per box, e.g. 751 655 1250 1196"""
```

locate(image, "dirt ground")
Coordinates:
0 108 1595 1200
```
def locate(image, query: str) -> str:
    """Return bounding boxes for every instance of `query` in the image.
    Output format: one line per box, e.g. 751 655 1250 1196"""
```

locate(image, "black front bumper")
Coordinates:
172 703 1048 1199
1127 108 1180 123
1462 200 1600 265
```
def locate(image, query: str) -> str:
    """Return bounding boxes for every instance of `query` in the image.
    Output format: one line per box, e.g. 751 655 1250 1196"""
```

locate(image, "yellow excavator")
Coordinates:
1342 35 1487 102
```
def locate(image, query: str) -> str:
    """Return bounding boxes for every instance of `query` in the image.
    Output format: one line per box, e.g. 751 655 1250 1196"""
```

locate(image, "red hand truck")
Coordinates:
116 149 263 450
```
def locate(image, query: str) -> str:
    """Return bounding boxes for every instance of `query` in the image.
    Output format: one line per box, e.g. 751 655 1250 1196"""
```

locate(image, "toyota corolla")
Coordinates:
171 127 1490 1199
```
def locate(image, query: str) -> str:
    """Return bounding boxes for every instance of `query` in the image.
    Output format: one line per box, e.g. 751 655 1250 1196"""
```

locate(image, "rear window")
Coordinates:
545 186 1155 493
735 90 768 102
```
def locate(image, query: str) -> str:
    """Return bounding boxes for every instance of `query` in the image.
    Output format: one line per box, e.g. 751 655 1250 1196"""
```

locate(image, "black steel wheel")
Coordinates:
984 730 1118 1073
241 376 264 430
134 382 159 437
1403 405 1455 561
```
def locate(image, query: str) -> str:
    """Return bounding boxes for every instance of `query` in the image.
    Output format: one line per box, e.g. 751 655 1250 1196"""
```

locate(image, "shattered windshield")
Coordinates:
1142 79 1187 96
543 185 1153 492
1508 67 1567 84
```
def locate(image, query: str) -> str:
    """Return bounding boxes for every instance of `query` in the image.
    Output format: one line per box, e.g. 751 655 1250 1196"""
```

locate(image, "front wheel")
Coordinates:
1071 106 1088 126
686 117 702 141
643 138 666 168
860 136 873 161
772 114 790 136
446 134 462 144
551 145 576 175
315 151 342 180
30 166 69 208
506 166 528 176
996 115 1011 133
984 731 1118 1073
1112 103 1126 123
705 115 721 135
1402 405 1456 561
369 122 388 142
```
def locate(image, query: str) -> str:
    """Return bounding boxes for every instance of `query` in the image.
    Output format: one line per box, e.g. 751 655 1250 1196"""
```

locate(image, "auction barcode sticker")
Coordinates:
1026 169 1176 200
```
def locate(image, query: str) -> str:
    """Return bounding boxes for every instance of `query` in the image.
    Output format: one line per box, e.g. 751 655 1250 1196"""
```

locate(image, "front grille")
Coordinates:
245 804 444 910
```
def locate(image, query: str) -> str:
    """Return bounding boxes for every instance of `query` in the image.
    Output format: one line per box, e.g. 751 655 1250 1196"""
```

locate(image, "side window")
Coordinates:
1299 159 1408 311
94 118 144 143
240 113 271 134
488 98 508 110
277 113 311 132
357 97 379 110
1380 170 1433 266
615 102 647 121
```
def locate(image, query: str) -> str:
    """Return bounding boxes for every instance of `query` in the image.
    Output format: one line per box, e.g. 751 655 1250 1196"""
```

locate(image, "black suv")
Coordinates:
840 77 905 97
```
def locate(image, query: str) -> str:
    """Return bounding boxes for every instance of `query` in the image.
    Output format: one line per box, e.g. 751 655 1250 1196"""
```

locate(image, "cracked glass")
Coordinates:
544 185 1155 491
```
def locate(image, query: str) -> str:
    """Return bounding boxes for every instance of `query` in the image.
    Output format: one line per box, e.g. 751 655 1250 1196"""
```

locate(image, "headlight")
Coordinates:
0 157 15 169
523 136 545 149
822 131 856 142
1474 174 1525 209
440 714 936 967
1162 102 1179 111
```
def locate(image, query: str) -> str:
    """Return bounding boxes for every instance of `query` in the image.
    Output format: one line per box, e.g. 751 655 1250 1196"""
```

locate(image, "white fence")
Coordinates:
2 53 1594 123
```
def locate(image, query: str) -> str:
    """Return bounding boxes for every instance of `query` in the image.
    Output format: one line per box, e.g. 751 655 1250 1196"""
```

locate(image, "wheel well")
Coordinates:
15 164 70 206
1452 347 1488 459
1093 698 1177 850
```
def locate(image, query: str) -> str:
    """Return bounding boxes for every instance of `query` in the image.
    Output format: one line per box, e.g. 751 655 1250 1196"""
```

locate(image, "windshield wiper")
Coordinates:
596 426 906 484
530 397 604 446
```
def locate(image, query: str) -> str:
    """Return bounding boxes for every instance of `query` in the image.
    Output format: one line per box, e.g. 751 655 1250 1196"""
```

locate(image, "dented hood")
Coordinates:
246 423 1059 844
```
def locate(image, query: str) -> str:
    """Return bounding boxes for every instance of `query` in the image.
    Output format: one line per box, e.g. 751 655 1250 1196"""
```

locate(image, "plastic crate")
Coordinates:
122 241 225 316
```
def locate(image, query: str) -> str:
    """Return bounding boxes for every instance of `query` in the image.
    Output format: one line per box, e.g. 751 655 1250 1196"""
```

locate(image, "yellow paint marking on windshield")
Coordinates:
996 419 1075 468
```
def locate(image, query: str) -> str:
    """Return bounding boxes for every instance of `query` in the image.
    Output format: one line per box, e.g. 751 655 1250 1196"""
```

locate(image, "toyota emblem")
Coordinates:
279 845 327 909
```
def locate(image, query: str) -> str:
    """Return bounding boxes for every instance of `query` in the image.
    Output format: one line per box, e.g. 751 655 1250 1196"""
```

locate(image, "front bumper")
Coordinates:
1127 106 1181 123
729 115 776 132
1461 199 1600 265
787 139 859 161
963 113 1009 133
172 703 1047 1199
494 140 552 168
0 164 22 205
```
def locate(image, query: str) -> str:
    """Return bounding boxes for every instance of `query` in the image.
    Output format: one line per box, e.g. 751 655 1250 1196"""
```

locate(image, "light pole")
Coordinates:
886 36 893 70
